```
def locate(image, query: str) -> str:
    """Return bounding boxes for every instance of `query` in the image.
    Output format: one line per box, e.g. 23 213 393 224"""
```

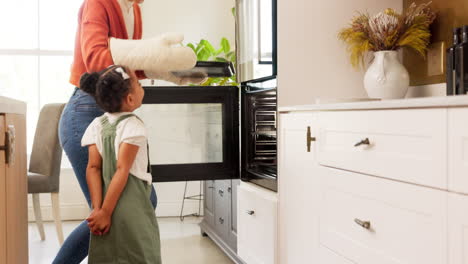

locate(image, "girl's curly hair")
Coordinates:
79 65 132 113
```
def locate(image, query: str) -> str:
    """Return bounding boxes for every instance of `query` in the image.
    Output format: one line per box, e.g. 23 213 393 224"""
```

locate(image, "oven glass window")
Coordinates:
136 103 223 165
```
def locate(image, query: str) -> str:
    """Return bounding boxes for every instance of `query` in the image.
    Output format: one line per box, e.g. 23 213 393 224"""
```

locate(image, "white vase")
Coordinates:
363 50 409 99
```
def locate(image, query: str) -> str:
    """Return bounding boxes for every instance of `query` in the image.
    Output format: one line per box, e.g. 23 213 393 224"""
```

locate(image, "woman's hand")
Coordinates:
86 208 112 235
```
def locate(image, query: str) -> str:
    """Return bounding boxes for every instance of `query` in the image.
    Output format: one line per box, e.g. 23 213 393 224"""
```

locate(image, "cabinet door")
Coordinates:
278 112 318 264
238 181 277 264
229 179 239 251
0 114 6 264
448 193 468 264
204 180 215 227
5 114 27 264
214 180 230 240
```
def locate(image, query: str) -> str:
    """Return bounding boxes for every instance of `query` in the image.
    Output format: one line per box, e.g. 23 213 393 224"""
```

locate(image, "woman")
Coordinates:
55 0 203 263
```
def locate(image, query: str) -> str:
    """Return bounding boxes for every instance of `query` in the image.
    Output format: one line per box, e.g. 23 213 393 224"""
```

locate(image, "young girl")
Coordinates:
80 65 161 263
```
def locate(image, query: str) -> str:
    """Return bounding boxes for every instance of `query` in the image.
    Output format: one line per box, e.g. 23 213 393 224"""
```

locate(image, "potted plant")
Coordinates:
185 37 238 86
338 2 436 99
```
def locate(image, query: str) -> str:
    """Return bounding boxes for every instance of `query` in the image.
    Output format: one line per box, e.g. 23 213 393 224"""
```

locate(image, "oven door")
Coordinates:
138 86 239 182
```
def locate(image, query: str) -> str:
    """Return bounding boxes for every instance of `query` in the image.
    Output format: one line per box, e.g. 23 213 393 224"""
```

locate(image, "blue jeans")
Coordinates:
54 88 157 264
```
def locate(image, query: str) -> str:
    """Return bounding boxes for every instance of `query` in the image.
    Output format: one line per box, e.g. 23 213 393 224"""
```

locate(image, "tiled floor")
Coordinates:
28 217 234 264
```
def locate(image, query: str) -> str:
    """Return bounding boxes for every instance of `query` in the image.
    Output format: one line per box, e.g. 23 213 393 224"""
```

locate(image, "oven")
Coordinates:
241 77 277 192
135 0 278 192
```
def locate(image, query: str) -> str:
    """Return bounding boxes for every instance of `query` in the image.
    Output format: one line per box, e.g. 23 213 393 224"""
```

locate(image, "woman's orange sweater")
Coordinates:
70 0 144 87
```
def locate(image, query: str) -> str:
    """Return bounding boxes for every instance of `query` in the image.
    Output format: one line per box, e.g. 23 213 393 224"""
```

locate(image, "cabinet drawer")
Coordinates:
448 108 468 194
319 168 447 264
319 245 354 264
317 109 447 189
238 182 277 264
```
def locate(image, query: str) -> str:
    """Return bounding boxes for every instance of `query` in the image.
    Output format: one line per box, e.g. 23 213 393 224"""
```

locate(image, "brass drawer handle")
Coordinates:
354 218 371 229
306 126 316 152
246 210 255 215
0 125 15 165
354 138 370 147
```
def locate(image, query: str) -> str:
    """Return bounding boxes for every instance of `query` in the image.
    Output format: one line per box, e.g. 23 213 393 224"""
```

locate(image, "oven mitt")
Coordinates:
110 33 205 85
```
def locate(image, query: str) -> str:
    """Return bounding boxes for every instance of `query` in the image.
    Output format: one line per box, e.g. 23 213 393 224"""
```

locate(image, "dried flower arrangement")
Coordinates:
338 2 436 68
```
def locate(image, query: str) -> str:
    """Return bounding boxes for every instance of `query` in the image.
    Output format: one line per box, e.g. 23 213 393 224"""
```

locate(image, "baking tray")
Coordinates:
172 61 235 78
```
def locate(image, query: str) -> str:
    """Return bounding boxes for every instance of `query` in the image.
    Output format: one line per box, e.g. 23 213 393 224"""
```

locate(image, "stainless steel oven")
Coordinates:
136 0 277 191
140 80 277 192
237 0 278 191
241 77 277 191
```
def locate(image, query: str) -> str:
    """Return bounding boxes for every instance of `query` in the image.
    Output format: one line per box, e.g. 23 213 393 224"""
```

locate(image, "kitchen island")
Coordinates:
0 96 27 264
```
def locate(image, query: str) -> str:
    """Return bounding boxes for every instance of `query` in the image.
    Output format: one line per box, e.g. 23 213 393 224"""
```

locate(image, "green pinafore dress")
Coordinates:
88 114 162 264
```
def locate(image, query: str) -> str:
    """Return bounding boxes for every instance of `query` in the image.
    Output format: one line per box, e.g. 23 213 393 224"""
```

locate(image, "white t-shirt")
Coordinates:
117 0 135 38
81 112 152 184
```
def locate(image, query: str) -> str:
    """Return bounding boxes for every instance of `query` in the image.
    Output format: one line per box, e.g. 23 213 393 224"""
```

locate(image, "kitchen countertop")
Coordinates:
278 95 468 113
0 96 27 115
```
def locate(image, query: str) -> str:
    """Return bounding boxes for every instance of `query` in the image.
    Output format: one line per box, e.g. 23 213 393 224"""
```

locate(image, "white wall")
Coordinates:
277 0 403 107
140 0 235 45
28 0 236 222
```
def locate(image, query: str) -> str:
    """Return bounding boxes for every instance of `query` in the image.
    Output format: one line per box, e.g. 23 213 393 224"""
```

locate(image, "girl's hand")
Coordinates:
87 209 102 235
87 208 112 235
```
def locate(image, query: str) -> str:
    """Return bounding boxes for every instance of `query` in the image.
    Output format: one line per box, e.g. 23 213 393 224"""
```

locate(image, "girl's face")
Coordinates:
127 70 145 110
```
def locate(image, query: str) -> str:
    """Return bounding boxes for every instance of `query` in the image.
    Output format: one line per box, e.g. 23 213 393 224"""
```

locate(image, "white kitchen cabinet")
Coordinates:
278 112 319 264
448 192 468 264
319 167 447 264
278 96 468 264
319 245 355 264
317 109 447 189
448 108 468 195
238 181 277 264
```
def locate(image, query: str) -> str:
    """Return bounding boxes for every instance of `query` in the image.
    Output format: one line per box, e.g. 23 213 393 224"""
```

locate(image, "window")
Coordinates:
0 0 82 167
